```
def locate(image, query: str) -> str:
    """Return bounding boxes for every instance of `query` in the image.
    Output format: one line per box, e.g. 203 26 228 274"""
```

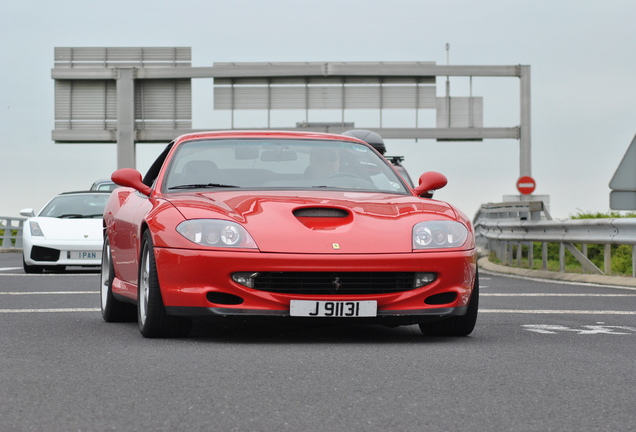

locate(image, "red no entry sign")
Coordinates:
517 176 536 195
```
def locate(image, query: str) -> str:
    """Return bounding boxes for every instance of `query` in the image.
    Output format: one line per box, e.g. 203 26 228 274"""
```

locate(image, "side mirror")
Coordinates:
412 171 448 198
20 208 35 217
111 168 152 196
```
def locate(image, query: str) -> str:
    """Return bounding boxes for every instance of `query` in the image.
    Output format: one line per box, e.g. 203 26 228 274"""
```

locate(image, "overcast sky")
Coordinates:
1 0 635 220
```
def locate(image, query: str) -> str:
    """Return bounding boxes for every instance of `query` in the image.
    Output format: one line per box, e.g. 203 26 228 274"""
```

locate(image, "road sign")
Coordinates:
517 176 536 195
609 134 636 210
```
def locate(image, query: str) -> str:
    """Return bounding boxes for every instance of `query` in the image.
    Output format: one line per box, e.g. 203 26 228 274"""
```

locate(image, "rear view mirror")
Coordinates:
111 168 152 196
260 149 297 162
20 208 35 217
235 146 259 160
413 171 448 198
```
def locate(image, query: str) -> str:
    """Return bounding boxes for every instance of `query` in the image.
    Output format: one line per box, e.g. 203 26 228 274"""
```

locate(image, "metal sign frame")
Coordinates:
52 48 531 175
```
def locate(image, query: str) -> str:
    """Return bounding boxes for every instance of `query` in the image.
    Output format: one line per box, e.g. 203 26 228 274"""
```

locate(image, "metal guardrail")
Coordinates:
474 201 636 277
0 216 26 250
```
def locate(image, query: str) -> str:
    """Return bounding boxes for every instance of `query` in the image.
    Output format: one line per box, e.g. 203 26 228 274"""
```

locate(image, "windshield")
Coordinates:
162 138 409 194
39 194 110 218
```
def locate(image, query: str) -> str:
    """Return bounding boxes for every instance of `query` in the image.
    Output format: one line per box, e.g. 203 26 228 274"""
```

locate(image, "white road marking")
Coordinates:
522 324 636 335
0 308 100 313
481 309 636 315
0 273 97 276
0 291 99 295
5 292 630 297
1 307 633 315
482 293 636 297
480 269 636 291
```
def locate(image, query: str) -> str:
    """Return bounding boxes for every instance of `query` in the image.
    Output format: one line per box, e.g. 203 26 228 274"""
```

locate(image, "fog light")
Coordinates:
414 272 437 288
232 272 259 288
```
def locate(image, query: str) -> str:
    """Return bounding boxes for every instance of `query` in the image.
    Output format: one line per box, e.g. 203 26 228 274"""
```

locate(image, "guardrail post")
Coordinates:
559 243 565 272
528 242 534 269
500 242 509 265
15 220 24 248
507 242 511 263
633 245 636 278
516 242 522 266
542 242 548 270
604 244 612 274
1 226 9 248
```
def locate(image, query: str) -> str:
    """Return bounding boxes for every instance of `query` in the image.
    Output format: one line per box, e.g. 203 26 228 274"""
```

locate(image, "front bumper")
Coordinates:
23 239 103 267
154 247 476 319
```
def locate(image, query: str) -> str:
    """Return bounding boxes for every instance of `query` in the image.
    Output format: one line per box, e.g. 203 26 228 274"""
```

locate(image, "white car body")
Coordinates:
21 192 109 273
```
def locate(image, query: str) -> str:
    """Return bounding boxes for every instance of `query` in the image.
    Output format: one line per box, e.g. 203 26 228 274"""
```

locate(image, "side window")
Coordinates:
142 142 174 186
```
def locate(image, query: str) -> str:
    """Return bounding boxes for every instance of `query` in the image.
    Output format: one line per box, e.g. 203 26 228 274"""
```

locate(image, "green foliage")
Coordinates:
0 226 18 247
570 210 636 219
539 243 621 274
491 242 633 276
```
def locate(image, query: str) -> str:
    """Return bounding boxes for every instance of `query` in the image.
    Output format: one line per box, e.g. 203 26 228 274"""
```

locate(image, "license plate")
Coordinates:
68 251 101 260
290 300 377 317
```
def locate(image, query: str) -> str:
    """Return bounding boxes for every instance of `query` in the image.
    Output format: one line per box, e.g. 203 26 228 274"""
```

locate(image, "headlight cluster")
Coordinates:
176 220 257 249
29 221 44 237
412 221 468 250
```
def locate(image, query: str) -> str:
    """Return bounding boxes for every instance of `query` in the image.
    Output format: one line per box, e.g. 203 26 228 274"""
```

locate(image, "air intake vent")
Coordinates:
31 246 60 262
293 208 349 218
251 272 416 295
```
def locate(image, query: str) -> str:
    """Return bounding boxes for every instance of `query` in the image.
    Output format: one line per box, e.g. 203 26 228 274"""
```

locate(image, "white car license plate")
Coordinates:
69 251 101 260
290 300 377 317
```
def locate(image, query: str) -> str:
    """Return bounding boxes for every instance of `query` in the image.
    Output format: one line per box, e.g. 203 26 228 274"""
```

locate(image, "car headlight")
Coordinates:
412 221 468 249
29 221 44 237
176 220 258 249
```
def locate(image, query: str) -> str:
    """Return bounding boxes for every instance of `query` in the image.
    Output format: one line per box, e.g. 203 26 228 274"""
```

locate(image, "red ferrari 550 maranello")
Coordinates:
101 130 478 338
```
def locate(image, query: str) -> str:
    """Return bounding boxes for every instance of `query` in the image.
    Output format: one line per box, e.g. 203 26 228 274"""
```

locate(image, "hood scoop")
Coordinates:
293 207 352 230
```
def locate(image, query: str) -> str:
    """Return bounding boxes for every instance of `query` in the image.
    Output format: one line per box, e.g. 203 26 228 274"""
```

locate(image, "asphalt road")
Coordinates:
1 251 635 432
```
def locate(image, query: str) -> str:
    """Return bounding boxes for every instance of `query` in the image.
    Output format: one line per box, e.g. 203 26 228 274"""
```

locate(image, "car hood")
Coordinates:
165 191 464 254
28 217 103 241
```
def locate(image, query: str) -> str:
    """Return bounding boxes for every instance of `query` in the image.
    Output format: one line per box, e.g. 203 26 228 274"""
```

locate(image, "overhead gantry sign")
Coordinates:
52 46 531 175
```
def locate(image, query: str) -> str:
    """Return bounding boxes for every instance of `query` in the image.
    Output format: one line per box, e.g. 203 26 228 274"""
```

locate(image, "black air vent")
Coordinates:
31 246 60 262
293 208 349 218
251 272 416 295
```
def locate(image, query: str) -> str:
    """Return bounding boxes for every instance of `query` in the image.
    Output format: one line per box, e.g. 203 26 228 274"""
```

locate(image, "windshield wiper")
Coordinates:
58 213 104 219
169 183 240 190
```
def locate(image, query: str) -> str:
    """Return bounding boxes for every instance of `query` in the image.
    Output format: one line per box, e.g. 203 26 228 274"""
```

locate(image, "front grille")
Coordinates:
252 272 416 295
31 246 60 262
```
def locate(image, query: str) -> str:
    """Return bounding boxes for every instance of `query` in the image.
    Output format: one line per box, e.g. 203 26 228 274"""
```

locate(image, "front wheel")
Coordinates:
23 257 44 274
419 269 479 337
138 230 191 338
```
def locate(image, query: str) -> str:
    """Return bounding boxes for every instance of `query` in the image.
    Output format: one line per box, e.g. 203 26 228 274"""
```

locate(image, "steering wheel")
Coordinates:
326 172 363 180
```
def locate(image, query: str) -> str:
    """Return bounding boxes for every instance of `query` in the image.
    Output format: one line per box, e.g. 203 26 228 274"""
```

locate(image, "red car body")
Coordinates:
101 131 478 338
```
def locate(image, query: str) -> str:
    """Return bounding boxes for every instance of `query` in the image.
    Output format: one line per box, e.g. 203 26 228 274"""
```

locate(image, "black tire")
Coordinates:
137 230 191 338
46 265 66 273
22 257 43 274
419 269 479 337
100 236 136 322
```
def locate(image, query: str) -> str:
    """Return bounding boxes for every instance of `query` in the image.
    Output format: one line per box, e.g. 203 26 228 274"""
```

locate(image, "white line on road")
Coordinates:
0 291 99 295
482 293 636 297
481 309 636 315
0 273 98 276
1 308 634 315
0 308 100 313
